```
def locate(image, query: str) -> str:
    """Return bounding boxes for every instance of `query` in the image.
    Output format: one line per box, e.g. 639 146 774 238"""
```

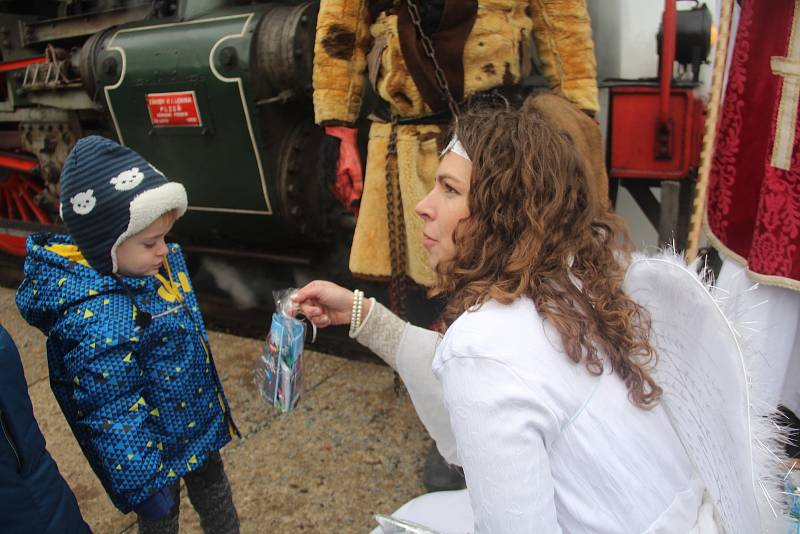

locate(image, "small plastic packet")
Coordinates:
787 468 800 532
256 288 307 413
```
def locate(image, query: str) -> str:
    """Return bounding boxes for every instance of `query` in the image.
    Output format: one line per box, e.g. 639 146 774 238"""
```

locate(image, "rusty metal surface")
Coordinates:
253 1 317 102
20 4 152 46
20 119 81 188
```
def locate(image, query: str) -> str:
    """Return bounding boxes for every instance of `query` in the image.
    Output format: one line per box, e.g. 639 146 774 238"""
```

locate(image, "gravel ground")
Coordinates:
0 286 431 533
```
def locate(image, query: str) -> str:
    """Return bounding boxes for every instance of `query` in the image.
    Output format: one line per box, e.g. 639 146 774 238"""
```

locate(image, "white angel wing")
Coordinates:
624 253 786 533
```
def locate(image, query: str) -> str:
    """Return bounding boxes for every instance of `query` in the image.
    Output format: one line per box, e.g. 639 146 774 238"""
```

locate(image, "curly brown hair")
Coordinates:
431 105 662 409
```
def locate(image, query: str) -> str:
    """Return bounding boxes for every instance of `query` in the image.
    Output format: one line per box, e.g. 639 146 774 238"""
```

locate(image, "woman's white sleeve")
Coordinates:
395 324 458 464
355 301 458 464
437 355 562 533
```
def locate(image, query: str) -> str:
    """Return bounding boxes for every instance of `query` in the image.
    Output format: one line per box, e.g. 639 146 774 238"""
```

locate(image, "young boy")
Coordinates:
16 136 240 533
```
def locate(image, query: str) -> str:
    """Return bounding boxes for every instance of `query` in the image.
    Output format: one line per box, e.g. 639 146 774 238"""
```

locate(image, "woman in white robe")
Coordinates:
294 106 720 533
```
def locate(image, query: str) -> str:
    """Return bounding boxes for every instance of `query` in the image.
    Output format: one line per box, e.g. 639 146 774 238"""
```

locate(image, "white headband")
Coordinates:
441 134 471 162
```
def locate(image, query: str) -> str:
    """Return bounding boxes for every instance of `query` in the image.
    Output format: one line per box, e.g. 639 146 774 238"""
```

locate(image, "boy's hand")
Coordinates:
292 281 371 328
134 486 175 519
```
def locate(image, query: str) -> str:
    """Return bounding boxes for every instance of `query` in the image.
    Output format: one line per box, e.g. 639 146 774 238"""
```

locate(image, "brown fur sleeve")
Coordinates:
312 0 371 125
530 0 599 114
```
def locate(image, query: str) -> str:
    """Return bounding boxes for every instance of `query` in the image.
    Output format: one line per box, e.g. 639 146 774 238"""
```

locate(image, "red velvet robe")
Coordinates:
707 0 800 290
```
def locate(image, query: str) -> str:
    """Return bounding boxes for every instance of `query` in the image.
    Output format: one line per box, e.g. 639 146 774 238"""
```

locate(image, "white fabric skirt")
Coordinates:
715 257 800 414
369 490 473 534
368 488 719 533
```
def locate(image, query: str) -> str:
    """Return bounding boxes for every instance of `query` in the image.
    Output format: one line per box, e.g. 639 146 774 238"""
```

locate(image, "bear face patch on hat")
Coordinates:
59 135 187 275
110 167 145 191
70 189 97 215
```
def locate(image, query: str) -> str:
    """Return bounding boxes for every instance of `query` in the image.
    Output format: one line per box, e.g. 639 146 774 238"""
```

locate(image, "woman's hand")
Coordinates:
292 281 371 328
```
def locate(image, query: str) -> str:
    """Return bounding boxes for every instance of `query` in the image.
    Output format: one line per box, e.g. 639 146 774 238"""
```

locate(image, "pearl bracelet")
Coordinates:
349 289 364 337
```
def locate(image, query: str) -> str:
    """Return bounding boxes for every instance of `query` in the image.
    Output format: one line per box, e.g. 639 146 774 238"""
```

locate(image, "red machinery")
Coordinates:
606 0 711 249
0 55 55 256
0 150 51 256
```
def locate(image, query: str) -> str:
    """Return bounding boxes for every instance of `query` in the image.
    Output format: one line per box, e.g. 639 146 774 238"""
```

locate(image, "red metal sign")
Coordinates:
146 91 202 127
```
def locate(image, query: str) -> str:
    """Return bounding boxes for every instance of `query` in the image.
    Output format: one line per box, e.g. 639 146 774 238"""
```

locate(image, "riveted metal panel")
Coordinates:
100 10 275 216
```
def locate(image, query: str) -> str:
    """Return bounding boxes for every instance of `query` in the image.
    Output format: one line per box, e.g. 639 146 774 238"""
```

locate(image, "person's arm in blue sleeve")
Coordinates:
62 322 166 512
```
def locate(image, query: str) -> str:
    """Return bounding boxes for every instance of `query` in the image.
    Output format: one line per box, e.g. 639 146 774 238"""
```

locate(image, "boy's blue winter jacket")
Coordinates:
16 233 237 513
0 324 90 533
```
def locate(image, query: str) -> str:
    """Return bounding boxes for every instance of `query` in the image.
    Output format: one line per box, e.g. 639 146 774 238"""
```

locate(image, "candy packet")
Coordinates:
256 288 310 413
787 468 800 533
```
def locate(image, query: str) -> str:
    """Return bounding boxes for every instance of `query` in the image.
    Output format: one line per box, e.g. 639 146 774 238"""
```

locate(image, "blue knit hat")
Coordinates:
59 136 187 275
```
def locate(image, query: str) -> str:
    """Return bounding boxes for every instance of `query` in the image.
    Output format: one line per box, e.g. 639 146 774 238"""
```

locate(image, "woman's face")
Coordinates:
415 151 472 270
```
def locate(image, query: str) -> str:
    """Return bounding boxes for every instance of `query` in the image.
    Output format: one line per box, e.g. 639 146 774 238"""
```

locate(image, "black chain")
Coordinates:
384 0 456 322
404 0 461 119
385 116 408 319
386 119 408 396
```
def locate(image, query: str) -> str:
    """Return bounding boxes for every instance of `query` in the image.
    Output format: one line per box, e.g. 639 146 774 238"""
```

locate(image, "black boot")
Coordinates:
137 484 180 534
185 453 240 534
137 512 180 534
423 444 466 492
779 405 800 458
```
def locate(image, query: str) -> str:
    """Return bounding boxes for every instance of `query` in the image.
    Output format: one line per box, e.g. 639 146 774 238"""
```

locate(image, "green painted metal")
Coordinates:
99 8 276 225
178 0 231 21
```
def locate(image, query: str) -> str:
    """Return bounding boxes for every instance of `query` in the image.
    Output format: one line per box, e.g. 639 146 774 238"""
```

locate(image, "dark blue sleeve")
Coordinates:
0 326 46 470
0 325 90 533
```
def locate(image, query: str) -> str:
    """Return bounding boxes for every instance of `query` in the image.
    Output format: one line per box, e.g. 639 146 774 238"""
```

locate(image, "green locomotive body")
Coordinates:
0 0 341 269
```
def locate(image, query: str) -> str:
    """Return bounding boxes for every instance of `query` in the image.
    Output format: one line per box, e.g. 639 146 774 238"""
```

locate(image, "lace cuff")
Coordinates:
352 299 405 369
